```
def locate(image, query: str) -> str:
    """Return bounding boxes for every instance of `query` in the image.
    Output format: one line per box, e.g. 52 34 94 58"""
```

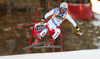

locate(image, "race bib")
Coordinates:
55 15 63 22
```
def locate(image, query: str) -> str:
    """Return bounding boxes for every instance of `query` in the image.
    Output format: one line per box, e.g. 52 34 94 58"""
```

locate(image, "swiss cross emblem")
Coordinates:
63 5 66 7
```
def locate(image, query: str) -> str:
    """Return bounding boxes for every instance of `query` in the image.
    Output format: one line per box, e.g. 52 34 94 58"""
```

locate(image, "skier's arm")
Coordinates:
40 9 54 25
66 14 77 27
66 14 83 35
43 9 54 20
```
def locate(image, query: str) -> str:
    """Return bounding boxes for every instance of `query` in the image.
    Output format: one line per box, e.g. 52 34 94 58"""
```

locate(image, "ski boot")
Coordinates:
32 35 42 45
44 38 54 46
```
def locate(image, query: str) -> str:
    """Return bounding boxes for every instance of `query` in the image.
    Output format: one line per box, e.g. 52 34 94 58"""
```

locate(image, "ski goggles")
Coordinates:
60 7 67 11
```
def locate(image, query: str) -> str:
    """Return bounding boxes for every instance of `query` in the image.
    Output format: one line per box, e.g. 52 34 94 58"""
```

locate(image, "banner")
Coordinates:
67 2 94 20
32 21 52 36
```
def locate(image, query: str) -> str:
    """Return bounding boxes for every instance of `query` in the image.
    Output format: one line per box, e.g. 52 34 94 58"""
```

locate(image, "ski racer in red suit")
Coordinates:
32 2 83 46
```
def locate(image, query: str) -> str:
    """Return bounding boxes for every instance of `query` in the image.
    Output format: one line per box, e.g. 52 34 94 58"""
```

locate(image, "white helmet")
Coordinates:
60 2 68 11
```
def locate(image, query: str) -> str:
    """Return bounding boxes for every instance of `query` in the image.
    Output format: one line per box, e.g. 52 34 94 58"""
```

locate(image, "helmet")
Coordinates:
60 2 68 11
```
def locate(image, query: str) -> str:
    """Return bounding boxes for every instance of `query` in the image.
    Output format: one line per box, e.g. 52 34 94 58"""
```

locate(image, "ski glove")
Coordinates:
40 18 45 25
76 26 83 35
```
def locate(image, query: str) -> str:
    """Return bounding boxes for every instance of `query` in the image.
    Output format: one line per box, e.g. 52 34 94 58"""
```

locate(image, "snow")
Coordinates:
92 0 100 14
4 29 10 31
90 13 100 27
0 49 100 59
90 12 100 48
91 0 100 26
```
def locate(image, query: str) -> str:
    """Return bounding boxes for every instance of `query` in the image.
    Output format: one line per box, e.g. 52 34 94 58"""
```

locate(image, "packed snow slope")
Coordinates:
0 49 100 59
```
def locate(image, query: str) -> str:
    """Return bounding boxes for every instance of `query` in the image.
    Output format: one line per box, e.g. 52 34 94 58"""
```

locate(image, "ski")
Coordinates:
23 40 49 50
34 45 63 49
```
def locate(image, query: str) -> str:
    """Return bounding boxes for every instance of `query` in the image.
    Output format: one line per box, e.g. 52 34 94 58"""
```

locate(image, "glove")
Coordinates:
76 28 83 35
40 18 45 25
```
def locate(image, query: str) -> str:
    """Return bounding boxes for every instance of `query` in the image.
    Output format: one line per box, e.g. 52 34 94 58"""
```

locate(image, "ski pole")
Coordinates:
9 22 40 29
59 33 76 36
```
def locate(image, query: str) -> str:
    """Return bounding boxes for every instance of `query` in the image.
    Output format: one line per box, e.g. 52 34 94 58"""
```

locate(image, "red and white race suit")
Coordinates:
40 8 77 40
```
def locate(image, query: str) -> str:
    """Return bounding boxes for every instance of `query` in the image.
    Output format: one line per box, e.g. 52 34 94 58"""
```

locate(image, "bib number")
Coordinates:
55 15 63 22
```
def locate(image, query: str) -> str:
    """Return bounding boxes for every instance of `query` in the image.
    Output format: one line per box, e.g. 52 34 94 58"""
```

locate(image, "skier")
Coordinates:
32 2 83 46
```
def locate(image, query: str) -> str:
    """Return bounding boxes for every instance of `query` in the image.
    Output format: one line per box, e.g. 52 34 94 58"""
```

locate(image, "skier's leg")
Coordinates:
32 25 50 45
40 28 48 37
52 27 61 40
44 27 61 46
32 35 42 45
